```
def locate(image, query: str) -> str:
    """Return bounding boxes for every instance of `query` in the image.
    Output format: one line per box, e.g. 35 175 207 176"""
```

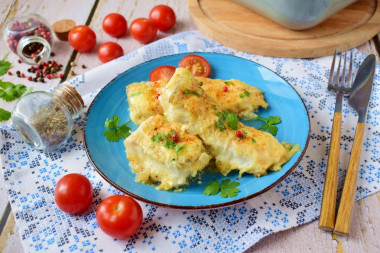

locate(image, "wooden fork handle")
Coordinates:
319 112 342 231
334 122 365 235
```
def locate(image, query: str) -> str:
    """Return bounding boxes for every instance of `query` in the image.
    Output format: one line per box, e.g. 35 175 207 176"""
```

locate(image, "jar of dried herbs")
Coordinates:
11 84 84 151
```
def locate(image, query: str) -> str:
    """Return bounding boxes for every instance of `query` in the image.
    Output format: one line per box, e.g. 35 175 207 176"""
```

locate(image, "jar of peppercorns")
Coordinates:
3 14 53 64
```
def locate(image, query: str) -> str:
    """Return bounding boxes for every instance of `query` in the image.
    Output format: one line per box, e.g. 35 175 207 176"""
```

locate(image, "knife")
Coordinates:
334 54 376 235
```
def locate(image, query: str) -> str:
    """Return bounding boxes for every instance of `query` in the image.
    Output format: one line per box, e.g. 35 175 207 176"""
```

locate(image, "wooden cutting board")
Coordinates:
188 0 380 58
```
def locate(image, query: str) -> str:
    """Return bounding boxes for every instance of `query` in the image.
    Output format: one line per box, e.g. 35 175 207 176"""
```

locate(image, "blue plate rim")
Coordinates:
83 52 311 209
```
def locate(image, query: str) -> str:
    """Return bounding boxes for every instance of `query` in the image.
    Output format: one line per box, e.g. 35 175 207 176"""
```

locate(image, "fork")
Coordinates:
319 50 353 231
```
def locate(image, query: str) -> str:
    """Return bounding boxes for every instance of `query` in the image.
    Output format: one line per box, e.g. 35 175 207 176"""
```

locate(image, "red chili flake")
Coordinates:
236 131 243 138
7 71 12 75
156 94 161 99
222 86 228 92
172 133 179 142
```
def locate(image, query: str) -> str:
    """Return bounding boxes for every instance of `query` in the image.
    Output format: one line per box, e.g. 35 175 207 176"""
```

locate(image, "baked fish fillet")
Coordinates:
124 114 212 190
160 67 297 177
126 77 267 124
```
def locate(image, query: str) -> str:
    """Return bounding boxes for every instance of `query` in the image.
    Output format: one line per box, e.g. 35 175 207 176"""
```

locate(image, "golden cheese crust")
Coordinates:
160 68 297 177
124 115 212 190
126 77 267 124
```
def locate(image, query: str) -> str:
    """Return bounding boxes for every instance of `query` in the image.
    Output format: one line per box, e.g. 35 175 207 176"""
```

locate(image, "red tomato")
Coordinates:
98 42 124 63
102 13 127 37
68 25 97 52
96 195 143 239
55 173 93 214
149 65 176 81
149 5 176 31
129 18 158 44
178 54 211 77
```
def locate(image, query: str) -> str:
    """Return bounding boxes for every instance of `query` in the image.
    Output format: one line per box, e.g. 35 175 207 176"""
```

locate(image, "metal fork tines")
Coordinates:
319 50 353 231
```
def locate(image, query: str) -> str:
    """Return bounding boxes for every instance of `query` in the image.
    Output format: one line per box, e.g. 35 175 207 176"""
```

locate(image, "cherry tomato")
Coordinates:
102 13 127 37
68 25 96 52
149 5 176 31
149 65 176 81
178 54 211 77
55 173 93 214
98 42 124 63
129 18 158 44
96 195 143 239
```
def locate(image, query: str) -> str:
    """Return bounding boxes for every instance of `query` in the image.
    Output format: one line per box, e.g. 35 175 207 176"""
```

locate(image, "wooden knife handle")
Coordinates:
319 112 342 231
334 122 365 235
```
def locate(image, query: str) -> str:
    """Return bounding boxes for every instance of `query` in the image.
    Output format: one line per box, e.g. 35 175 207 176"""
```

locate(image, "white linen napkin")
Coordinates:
1 31 379 253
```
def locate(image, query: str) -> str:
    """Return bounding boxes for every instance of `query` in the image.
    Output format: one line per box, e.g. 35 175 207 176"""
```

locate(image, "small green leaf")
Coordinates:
104 115 132 142
212 105 217 110
239 94 245 98
203 180 220 195
0 59 11 76
219 179 240 198
174 144 186 155
251 138 256 143
0 108 11 122
0 81 27 102
130 92 142 97
183 89 200 97
243 89 250 97
226 112 239 130
151 132 166 142
224 81 233 85
256 115 281 136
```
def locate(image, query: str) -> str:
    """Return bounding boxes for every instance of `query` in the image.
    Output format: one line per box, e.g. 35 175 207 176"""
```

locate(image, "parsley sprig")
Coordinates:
183 89 200 97
0 80 27 102
0 53 11 76
104 115 132 142
256 116 282 136
151 130 186 155
215 110 239 131
203 179 240 198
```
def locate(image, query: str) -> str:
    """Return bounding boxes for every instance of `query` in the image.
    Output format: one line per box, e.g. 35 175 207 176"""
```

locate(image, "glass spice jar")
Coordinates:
3 13 53 64
11 84 84 151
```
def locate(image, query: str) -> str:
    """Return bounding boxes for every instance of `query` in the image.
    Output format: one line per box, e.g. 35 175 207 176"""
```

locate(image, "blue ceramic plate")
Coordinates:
84 53 310 209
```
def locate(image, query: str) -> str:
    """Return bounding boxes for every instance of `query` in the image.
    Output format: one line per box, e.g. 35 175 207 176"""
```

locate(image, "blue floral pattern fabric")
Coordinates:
1 31 379 253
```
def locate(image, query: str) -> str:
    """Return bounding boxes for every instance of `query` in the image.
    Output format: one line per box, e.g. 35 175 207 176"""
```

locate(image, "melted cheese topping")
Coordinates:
160 68 297 177
124 115 212 190
126 77 267 124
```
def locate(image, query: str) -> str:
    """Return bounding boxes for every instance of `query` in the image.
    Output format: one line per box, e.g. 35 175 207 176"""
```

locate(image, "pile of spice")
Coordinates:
8 56 64 83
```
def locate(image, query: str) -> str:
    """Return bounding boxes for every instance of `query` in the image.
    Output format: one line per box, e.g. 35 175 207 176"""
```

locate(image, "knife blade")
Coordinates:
348 54 376 123
334 54 376 235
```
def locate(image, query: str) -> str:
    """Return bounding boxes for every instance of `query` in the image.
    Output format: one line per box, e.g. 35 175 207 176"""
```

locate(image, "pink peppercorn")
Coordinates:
222 86 228 92
7 71 12 75
156 94 161 99
172 133 179 142
236 131 243 138
27 76 32 81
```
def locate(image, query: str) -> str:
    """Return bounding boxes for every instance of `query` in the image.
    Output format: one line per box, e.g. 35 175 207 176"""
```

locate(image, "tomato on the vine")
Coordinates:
98 42 124 63
102 13 127 37
68 25 97 52
149 5 176 31
55 173 93 214
129 18 158 44
149 65 176 81
96 195 143 239
178 54 211 77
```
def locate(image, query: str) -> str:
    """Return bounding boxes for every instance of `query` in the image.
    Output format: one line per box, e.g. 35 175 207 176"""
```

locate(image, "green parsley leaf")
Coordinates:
0 108 11 122
0 81 27 102
215 112 227 131
212 105 217 110
151 132 166 142
256 115 282 136
219 179 240 198
104 115 132 142
174 144 186 155
0 59 11 76
199 81 204 86
183 89 200 97
243 89 250 97
226 111 239 130
224 81 233 85
203 180 220 196
163 139 176 149
130 92 142 97
251 138 256 143
239 94 245 98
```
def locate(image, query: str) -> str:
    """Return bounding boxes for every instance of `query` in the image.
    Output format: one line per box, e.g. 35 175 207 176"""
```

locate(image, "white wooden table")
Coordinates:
0 0 379 252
